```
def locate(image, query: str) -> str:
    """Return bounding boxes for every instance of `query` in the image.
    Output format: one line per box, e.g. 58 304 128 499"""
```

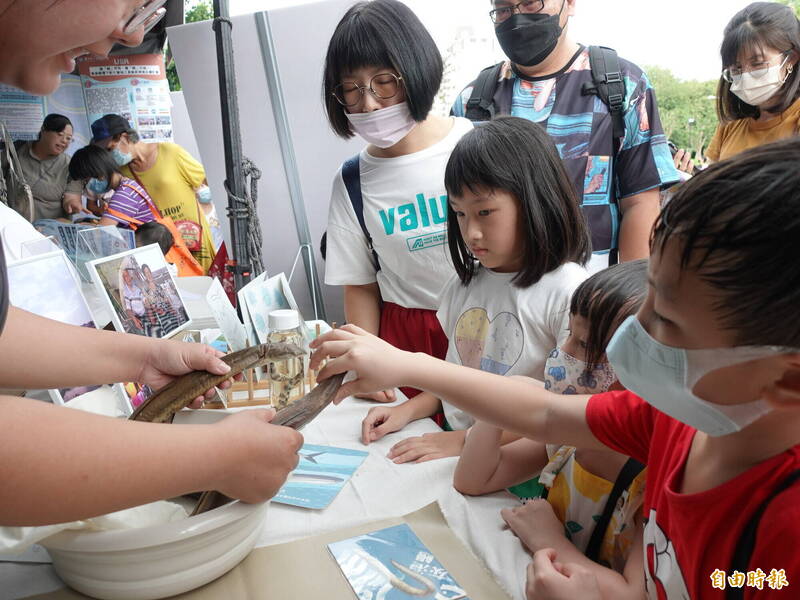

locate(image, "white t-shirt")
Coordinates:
0 202 45 261
324 117 474 310
436 263 589 430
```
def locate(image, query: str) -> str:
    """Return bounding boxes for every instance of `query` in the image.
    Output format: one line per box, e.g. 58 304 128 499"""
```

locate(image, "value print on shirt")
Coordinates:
377 193 448 254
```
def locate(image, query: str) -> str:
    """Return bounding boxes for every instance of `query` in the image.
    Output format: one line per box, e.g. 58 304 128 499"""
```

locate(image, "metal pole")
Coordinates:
213 0 251 290
255 11 327 321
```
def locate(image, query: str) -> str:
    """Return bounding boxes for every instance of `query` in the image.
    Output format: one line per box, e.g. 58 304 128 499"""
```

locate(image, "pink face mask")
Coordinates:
345 102 418 148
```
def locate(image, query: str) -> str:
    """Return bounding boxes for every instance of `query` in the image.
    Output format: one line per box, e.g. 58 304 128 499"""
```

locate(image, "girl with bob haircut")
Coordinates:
360 117 590 464
708 1 800 161
322 0 473 404
69 145 158 229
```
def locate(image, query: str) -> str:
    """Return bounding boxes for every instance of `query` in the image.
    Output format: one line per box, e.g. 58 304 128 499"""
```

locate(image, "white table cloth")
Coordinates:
0 394 529 600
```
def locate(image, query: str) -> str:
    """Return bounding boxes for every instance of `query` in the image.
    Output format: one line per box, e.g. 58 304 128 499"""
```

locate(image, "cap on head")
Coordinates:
91 114 132 144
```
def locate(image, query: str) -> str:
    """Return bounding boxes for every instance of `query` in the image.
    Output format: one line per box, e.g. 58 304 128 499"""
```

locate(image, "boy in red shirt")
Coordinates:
310 137 800 599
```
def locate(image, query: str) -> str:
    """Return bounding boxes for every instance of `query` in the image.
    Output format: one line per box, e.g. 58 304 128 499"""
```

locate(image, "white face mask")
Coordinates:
544 348 617 395
345 102 418 148
730 56 793 107
606 316 795 437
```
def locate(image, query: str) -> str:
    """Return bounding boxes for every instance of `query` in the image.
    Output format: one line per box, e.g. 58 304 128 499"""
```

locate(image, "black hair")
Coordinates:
135 221 174 255
322 0 443 139
41 114 72 134
570 259 648 369
717 2 800 121
68 145 120 183
320 230 327 261
444 116 591 288
653 136 800 347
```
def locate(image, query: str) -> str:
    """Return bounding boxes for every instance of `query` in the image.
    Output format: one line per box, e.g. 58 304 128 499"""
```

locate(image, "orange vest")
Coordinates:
106 183 204 277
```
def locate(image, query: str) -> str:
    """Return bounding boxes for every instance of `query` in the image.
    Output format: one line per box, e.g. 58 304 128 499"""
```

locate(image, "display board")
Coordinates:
168 0 364 323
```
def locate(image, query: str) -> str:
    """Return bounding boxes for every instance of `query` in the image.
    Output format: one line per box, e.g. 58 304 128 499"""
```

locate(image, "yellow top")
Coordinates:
122 142 216 271
542 446 646 574
707 97 800 162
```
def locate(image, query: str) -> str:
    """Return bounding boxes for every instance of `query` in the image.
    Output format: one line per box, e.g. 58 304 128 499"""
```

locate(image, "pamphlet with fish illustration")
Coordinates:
273 444 368 510
328 523 469 600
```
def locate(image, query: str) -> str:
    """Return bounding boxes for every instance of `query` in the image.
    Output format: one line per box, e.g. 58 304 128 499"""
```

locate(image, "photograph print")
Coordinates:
87 244 191 338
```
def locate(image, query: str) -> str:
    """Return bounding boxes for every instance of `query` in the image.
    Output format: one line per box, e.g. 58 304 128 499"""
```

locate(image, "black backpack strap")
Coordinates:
584 457 645 563
582 46 626 153
341 154 379 271
726 469 800 600
581 45 626 266
464 62 504 122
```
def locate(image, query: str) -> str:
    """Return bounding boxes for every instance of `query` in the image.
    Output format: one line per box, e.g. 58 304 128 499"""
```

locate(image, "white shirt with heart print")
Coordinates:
436 262 589 430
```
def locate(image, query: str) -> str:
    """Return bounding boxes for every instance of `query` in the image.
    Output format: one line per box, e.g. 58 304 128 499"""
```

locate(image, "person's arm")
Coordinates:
61 192 82 215
509 505 646 600
310 326 605 451
344 283 388 406
454 422 548 495
0 307 229 399
344 283 382 334
361 391 440 443
672 149 695 176
343 283 397 403
97 216 121 227
0 398 302 526
617 188 660 262
525 549 603 600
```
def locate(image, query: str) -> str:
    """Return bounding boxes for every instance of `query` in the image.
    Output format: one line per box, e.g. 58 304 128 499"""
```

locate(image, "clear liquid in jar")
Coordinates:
268 329 305 409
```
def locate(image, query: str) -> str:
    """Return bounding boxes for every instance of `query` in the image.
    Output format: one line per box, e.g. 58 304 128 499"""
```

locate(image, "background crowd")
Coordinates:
1 2 799 600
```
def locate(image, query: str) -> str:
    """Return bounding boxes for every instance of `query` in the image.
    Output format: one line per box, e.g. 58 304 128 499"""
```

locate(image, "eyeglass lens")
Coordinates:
489 0 544 24
724 53 790 82
334 74 401 106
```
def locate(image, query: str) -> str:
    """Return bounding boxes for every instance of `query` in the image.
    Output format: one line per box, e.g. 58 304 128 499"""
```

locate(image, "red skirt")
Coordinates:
379 302 448 425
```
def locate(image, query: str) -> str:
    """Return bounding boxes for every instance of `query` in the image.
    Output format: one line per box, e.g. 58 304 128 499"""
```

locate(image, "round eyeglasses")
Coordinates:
332 73 403 107
123 0 168 36
489 0 545 24
722 52 791 84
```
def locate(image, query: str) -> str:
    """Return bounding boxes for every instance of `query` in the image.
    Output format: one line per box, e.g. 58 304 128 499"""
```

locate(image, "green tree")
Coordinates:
775 0 800 14
646 66 718 161
166 0 214 91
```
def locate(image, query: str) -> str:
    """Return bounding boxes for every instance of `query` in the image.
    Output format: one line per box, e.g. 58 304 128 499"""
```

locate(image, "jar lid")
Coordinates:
268 309 300 331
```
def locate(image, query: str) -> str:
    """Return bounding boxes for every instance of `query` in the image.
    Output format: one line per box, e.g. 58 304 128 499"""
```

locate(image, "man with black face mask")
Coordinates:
453 0 679 273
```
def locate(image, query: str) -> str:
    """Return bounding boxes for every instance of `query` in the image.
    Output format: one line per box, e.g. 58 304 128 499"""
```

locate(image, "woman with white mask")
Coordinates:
707 2 800 162
322 0 473 405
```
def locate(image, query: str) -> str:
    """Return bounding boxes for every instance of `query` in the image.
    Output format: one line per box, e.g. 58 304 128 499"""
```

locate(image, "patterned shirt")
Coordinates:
452 47 679 265
105 178 157 227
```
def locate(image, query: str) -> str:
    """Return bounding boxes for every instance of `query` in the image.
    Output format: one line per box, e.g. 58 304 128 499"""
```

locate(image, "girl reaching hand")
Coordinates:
455 260 649 599
361 116 590 463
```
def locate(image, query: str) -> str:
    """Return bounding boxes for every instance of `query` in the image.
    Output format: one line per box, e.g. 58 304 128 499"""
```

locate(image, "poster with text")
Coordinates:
78 54 173 143
0 75 89 152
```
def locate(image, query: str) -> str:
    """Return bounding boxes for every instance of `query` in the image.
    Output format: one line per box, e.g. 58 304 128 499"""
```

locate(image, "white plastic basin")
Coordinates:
40 499 268 600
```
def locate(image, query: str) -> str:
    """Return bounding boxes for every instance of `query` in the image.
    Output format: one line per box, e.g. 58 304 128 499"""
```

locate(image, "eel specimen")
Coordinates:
130 342 306 423
128 342 345 514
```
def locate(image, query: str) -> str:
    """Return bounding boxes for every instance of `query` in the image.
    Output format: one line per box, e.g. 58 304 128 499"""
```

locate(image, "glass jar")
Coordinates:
267 309 305 409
